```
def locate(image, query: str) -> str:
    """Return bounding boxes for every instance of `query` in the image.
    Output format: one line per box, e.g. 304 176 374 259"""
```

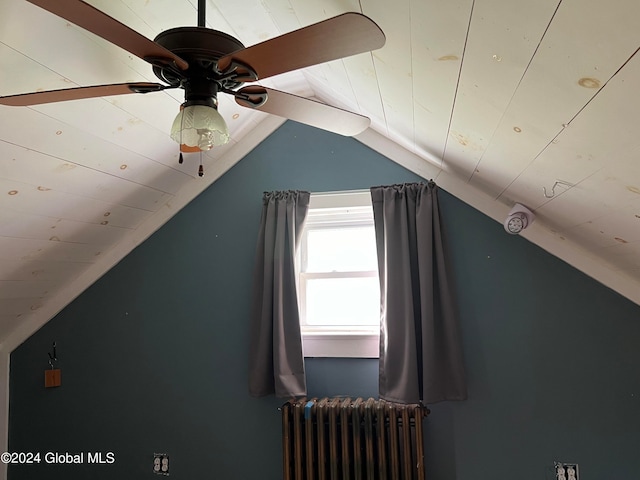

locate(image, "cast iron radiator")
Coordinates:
282 397 429 480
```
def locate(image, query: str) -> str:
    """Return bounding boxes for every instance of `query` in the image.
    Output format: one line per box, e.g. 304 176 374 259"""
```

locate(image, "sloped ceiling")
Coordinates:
1 0 640 352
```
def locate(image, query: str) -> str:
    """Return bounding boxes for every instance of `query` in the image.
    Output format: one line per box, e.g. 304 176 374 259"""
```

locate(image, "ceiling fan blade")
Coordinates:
0 83 168 106
218 13 385 80
235 86 370 136
27 0 188 70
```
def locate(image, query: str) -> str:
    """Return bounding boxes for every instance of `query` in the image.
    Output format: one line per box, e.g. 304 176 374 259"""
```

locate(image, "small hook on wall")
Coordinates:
45 342 61 388
47 342 57 369
543 180 574 198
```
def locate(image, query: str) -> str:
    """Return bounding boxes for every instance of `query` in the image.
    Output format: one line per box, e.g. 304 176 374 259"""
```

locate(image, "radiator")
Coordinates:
282 397 429 480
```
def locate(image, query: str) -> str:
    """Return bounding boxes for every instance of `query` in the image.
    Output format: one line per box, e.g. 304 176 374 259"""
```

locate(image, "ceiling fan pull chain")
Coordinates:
198 152 204 177
178 104 186 165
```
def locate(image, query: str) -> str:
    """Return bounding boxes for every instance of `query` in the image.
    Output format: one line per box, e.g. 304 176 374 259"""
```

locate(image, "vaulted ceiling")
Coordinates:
1 0 640 351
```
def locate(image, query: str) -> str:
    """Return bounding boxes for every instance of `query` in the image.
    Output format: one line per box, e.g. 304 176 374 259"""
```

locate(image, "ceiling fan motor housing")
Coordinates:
152 27 247 94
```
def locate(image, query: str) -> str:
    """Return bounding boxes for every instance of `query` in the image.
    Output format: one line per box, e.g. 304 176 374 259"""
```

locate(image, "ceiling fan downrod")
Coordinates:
198 0 206 28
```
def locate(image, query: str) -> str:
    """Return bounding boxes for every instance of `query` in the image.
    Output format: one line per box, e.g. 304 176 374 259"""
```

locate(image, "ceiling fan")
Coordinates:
0 0 385 174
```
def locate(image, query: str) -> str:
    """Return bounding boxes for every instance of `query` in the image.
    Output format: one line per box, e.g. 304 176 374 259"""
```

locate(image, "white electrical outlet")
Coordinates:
153 453 169 476
555 462 578 480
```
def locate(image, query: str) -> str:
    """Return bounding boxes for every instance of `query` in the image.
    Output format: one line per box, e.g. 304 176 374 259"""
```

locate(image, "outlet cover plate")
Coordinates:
555 462 578 480
153 453 169 476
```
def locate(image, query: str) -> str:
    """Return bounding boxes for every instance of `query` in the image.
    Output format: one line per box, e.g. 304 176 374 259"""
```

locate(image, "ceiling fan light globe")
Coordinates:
170 104 230 149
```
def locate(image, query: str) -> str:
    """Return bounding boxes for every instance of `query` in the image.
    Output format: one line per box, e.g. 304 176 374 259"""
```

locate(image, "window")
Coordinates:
299 191 380 358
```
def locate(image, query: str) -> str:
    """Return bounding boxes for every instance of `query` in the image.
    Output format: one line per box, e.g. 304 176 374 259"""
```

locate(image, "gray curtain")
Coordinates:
371 182 467 404
248 190 310 398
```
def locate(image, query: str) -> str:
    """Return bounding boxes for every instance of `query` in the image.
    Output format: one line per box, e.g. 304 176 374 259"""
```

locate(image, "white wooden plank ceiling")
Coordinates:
1 0 640 349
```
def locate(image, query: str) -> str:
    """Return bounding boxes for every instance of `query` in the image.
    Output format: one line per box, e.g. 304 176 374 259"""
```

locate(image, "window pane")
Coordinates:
306 226 377 272
305 277 380 327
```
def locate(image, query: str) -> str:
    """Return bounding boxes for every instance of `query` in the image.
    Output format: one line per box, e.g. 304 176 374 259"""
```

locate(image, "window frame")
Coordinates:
298 190 380 358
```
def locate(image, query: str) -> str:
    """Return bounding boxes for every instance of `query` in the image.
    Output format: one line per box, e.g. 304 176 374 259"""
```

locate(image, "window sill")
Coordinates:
301 331 379 358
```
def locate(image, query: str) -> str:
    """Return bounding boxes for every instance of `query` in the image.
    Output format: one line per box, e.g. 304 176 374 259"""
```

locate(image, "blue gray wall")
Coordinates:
8 121 640 479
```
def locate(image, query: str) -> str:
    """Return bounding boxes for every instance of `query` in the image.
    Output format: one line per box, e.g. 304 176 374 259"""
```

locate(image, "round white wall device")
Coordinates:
504 203 535 235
